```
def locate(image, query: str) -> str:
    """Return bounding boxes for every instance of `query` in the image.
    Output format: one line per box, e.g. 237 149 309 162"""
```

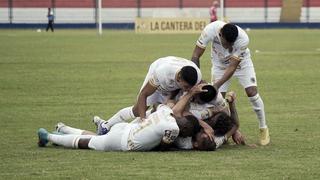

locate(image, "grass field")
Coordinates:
1 29 320 179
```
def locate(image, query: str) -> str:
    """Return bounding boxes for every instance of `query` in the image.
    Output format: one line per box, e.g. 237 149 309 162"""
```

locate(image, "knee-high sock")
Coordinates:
48 134 93 148
59 125 84 135
249 94 267 129
105 106 135 130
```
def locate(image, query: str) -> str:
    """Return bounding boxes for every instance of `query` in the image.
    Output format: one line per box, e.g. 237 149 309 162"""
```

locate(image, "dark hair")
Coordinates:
221 23 238 43
199 85 217 103
198 135 216 151
204 112 233 136
180 66 198 86
176 115 201 137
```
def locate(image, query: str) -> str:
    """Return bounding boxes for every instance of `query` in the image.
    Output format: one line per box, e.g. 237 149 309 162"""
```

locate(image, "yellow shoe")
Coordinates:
259 127 270 145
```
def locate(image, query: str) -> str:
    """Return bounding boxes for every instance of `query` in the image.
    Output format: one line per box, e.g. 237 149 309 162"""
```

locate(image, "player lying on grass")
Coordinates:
98 56 202 135
167 86 244 150
37 84 206 151
170 84 245 145
172 112 234 151
38 105 200 151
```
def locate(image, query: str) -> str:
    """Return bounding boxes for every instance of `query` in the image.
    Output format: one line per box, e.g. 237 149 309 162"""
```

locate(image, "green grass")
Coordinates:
1 29 320 179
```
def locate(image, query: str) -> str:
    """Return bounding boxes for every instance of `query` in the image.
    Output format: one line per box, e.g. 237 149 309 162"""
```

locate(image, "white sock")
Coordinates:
48 134 93 148
59 125 84 135
249 94 267 129
105 106 135 130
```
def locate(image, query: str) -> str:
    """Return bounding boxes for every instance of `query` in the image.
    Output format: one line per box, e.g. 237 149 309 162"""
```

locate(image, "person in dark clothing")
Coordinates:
46 8 54 32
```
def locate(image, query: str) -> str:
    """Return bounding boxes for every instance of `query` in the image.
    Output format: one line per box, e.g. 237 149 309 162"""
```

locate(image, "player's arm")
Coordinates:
225 92 246 145
191 45 206 68
133 82 157 119
192 24 212 68
199 119 215 141
165 89 181 109
172 84 207 117
214 56 240 89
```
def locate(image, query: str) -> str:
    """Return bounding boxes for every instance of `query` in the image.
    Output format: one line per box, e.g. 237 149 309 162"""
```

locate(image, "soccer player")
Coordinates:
167 83 244 144
174 92 244 151
209 0 219 22
96 56 202 134
191 21 270 145
38 105 200 151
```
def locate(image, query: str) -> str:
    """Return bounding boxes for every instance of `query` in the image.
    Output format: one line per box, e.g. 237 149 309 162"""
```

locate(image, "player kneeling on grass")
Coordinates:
97 56 202 135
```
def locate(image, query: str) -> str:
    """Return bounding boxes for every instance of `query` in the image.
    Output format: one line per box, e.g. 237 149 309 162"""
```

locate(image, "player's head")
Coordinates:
177 66 198 91
212 0 219 7
194 84 217 104
205 112 234 136
220 23 238 44
176 115 201 137
193 130 216 151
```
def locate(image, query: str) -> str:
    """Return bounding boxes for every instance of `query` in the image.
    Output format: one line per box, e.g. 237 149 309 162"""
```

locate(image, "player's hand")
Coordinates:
232 130 246 145
225 91 236 103
203 126 215 142
189 83 208 95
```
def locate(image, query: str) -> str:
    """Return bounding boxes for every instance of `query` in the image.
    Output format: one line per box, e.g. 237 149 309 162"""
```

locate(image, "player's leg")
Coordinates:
50 21 54 32
95 90 164 135
38 128 94 149
94 63 161 135
56 122 96 135
88 123 129 151
46 22 49 31
236 66 269 145
94 106 135 135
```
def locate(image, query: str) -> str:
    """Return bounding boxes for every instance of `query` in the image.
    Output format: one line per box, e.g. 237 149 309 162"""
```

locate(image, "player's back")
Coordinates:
127 105 179 151
150 56 201 92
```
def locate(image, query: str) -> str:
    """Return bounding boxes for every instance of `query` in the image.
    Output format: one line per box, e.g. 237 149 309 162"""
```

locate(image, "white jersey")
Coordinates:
189 92 229 120
196 21 253 69
125 104 180 151
88 105 179 151
147 56 202 95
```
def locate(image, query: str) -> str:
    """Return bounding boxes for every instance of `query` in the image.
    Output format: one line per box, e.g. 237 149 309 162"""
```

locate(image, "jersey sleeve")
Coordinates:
196 23 214 49
149 65 167 89
232 36 249 61
161 117 180 144
148 73 160 88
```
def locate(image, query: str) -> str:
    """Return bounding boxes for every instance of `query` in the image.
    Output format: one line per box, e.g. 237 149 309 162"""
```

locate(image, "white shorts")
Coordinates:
88 123 130 151
212 65 257 93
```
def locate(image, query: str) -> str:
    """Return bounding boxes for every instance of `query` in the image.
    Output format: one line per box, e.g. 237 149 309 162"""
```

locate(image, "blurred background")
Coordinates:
0 0 319 29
